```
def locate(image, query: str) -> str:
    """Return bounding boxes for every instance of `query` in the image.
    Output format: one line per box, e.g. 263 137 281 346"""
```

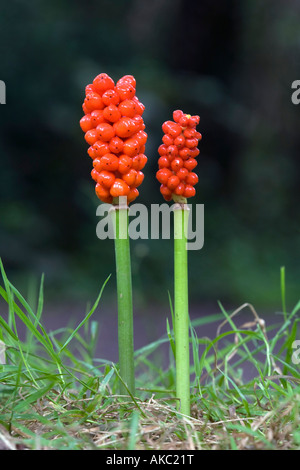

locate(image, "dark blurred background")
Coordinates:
0 0 299 321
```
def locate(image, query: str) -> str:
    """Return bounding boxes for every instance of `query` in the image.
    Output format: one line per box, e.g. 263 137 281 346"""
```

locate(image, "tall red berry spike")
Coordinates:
80 73 147 204
157 110 201 203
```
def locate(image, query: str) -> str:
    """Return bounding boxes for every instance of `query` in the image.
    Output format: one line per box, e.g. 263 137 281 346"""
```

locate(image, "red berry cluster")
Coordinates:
80 73 147 204
156 110 201 201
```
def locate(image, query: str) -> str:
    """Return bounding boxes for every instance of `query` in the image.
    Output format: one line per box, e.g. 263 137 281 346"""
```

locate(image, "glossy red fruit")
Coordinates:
117 75 136 88
167 175 180 191
93 158 102 172
93 141 110 158
95 182 111 201
97 122 115 141
85 129 99 145
123 137 140 157
135 130 147 146
132 154 147 171
162 121 182 138
156 168 172 185
158 144 168 156
174 182 185 195
171 157 183 172
158 156 170 169
100 154 119 172
116 83 135 101
114 117 137 138
91 110 106 126
110 179 130 197
93 73 115 94
174 134 186 148
132 96 145 115
186 172 198 186
98 170 116 188
176 167 189 180
127 187 139 203
134 171 144 187
162 134 173 146
118 155 132 174
80 115 93 133
167 145 178 159
118 99 137 118
122 169 137 186
183 185 196 198
85 93 104 111
185 137 199 149
184 158 198 171
160 185 172 201
103 104 121 122
173 110 184 123
91 168 100 182
108 136 124 154
102 89 120 106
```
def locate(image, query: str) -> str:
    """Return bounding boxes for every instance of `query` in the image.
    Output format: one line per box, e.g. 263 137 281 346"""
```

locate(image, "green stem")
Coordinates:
174 203 190 416
112 203 135 397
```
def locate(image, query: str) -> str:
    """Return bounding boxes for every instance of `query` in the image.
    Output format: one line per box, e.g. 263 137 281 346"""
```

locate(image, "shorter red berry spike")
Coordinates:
80 73 147 204
157 111 201 202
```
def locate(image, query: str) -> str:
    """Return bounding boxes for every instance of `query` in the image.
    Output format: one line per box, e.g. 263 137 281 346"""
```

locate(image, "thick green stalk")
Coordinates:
112 204 135 397
174 203 190 416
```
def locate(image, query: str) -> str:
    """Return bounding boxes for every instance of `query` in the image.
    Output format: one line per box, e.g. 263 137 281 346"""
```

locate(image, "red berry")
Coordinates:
103 104 121 122
98 170 116 188
118 99 137 118
90 110 106 126
179 147 192 160
80 115 93 133
171 157 183 172
134 171 144 187
93 158 102 172
189 147 200 158
93 73 115 94
132 154 147 171
167 145 178 159
127 187 139 203
186 172 198 186
116 83 135 101
158 156 170 169
118 155 132 174
95 182 112 201
108 136 124 154
122 169 137 186
174 134 186 148
162 121 182 138
85 129 99 145
173 110 184 123
97 122 115 141
102 89 120 106
185 137 199 149
93 141 110 158
85 93 104 111
183 185 196 198
156 168 172 185
135 130 147 146
160 185 172 201
91 168 100 182
176 167 189 180
167 175 180 191
158 144 168 156
174 182 185 195
114 117 137 138
100 154 119 171
132 96 145 115
179 114 189 127
110 179 130 197
123 137 140 157
117 75 136 88
184 158 198 171
162 134 173 146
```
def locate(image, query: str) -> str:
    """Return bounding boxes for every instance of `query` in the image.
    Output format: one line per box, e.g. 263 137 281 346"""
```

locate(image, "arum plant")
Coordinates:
156 110 202 416
80 73 148 397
